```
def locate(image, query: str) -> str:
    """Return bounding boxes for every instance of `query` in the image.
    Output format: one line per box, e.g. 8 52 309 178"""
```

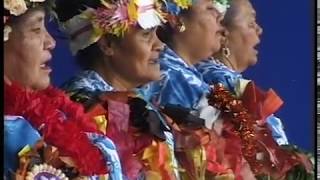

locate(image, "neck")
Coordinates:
216 53 243 73
93 59 138 91
170 37 197 66
4 73 34 91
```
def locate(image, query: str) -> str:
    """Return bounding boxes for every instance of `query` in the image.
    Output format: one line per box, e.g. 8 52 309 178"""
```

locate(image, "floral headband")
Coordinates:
4 0 56 41
164 0 231 15
62 0 166 55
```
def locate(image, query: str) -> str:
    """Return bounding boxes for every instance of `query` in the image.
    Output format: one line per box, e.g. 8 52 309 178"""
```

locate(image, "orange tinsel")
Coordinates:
207 83 313 179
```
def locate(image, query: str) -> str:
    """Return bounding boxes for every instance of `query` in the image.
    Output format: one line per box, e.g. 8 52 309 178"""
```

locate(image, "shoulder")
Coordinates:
62 70 112 94
4 115 40 138
62 70 111 106
196 60 242 91
4 116 41 176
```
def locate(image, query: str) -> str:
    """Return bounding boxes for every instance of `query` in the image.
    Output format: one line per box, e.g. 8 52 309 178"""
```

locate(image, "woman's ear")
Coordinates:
222 27 230 38
97 36 115 56
221 28 230 44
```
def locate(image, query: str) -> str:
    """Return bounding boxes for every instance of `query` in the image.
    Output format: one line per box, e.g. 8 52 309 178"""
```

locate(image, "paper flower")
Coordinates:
64 0 166 54
4 25 12 42
25 164 68 180
214 0 231 14
4 0 28 16
30 0 46 2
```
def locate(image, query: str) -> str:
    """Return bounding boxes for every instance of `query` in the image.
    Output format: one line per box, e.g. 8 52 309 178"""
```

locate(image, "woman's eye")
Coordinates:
31 27 42 33
207 5 215 11
249 22 256 28
143 31 151 36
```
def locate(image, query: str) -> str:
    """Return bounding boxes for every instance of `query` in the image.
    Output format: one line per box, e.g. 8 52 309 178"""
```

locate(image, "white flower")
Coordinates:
4 0 28 16
214 3 229 14
4 25 12 42
30 0 46 2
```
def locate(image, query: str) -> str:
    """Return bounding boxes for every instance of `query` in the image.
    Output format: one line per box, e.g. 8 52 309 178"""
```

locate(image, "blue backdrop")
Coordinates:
48 0 315 152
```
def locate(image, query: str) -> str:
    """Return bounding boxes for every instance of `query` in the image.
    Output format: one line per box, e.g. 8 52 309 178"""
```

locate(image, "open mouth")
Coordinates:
40 61 52 71
149 58 160 65
253 43 260 54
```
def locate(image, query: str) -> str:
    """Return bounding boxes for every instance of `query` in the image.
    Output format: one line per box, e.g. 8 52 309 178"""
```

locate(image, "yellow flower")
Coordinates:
4 0 28 16
174 0 192 9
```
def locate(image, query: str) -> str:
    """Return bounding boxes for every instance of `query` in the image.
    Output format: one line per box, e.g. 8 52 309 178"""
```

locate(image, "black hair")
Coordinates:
55 0 100 22
156 9 190 45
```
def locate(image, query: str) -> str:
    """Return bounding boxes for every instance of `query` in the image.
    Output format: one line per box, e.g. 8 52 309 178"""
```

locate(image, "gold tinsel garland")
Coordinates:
207 83 263 174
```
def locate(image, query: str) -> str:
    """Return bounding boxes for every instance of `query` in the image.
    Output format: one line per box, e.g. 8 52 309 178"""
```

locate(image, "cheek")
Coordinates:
116 44 159 79
242 31 257 47
193 15 215 36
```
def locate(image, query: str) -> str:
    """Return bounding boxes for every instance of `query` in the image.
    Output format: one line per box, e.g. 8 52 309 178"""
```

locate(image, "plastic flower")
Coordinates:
173 0 192 9
214 0 231 14
4 25 12 42
4 0 28 16
30 0 46 2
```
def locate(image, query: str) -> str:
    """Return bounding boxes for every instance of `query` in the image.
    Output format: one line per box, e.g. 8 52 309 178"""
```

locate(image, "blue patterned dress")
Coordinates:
195 58 289 145
141 47 223 130
143 47 210 109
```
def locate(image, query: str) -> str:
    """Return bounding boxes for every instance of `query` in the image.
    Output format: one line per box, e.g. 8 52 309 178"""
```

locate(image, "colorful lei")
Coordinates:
84 92 178 179
4 82 108 176
207 83 314 179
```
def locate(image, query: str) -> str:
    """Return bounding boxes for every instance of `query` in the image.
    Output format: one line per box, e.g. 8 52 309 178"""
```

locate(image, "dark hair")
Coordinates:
156 9 190 45
222 0 244 28
55 0 100 22
75 44 103 70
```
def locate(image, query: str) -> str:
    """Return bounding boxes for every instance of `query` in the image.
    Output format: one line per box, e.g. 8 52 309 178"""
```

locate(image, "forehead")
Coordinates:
235 0 256 19
17 9 46 27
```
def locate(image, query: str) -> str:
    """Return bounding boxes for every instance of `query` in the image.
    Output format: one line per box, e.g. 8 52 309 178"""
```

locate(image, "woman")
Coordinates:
144 0 314 179
138 0 241 179
195 0 314 179
56 0 181 179
4 1 122 179
195 0 289 146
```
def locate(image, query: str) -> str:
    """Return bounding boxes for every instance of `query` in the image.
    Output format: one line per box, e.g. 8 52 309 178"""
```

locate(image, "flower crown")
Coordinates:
164 0 231 15
4 0 56 41
63 0 166 55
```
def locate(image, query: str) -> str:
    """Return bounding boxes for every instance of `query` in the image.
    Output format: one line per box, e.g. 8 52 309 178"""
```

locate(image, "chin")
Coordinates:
249 58 258 66
210 47 221 58
33 78 51 90
143 72 161 84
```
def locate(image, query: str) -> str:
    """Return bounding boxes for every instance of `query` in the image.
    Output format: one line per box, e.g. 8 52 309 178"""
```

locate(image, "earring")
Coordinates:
220 36 230 59
178 23 186 32
221 45 230 59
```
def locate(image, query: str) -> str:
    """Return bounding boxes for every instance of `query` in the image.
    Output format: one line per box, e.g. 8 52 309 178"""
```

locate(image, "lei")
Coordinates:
4 83 108 175
207 83 263 173
207 83 314 179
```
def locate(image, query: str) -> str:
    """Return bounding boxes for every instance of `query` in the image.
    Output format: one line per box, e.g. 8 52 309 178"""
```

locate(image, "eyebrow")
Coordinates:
26 14 45 26
34 16 44 23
